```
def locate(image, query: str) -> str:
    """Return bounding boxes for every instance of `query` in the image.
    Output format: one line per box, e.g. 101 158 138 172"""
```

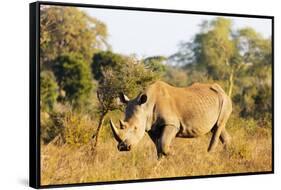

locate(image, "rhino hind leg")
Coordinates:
220 128 231 145
159 125 179 158
208 95 232 152
208 122 227 152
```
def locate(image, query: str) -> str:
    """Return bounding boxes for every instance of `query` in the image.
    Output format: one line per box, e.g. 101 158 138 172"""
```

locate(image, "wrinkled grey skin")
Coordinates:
110 81 232 158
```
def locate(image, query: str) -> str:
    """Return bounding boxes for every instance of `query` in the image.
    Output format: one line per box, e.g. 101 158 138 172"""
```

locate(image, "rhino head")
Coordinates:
110 92 148 151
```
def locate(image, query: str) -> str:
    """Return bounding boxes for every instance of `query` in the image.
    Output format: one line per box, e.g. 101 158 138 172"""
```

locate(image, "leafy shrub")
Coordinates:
257 113 272 128
63 112 95 146
40 71 59 112
41 109 96 146
163 66 188 87
41 111 64 144
228 116 257 135
143 56 167 76
92 51 160 115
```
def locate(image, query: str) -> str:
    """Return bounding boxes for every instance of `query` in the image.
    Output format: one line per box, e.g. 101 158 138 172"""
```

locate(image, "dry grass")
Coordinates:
40 115 272 186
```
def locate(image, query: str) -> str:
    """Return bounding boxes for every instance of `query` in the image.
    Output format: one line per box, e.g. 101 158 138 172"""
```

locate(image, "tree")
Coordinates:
40 71 59 112
172 18 247 97
143 56 167 76
91 51 160 148
40 6 108 67
237 27 272 66
172 17 272 119
194 18 236 87
163 66 188 87
52 53 93 108
91 51 124 81
233 28 272 118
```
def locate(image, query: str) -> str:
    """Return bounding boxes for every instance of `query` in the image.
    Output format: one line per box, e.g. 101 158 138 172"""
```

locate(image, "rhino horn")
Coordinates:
119 119 126 129
110 119 122 142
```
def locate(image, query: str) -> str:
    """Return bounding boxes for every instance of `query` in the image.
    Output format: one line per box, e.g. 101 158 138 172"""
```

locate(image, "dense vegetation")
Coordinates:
40 6 272 185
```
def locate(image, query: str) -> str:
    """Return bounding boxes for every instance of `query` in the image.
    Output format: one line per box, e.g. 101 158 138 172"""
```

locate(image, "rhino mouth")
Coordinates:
110 119 132 151
117 141 131 151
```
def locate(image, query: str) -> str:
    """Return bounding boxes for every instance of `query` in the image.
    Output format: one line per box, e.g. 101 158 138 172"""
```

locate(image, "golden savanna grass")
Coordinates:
40 113 272 186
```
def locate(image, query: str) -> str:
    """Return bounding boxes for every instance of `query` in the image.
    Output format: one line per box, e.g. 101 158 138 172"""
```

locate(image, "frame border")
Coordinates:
30 2 41 188
29 1 274 189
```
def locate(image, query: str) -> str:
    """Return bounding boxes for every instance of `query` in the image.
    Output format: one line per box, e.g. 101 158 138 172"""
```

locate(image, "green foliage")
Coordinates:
234 27 272 118
40 71 59 112
237 27 272 66
143 56 167 76
257 112 272 128
63 112 94 146
41 112 64 144
171 17 272 119
228 116 258 135
92 51 160 114
191 18 235 79
53 53 93 107
99 117 119 143
40 6 108 66
41 110 95 146
163 66 188 87
91 51 124 81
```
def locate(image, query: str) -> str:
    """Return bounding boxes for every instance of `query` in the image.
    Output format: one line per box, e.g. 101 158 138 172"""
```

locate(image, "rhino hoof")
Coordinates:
157 152 165 160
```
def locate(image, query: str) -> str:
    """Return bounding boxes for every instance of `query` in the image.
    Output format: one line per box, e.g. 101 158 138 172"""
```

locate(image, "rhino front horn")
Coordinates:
110 119 122 142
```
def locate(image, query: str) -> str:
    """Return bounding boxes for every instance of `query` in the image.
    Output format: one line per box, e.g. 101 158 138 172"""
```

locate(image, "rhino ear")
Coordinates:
119 92 129 104
138 94 147 105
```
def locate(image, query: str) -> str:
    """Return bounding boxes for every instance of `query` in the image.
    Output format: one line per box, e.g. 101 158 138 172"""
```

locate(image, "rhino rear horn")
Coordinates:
110 119 122 142
119 119 126 129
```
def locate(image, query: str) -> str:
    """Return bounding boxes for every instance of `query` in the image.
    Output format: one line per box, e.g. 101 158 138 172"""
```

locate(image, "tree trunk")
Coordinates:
228 68 234 98
92 112 107 148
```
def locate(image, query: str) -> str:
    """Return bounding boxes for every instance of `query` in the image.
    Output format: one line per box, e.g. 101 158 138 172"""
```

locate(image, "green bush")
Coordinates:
91 51 124 81
92 51 160 114
41 110 96 146
41 111 64 144
40 71 59 112
257 113 272 128
163 66 188 87
63 112 94 146
53 53 93 108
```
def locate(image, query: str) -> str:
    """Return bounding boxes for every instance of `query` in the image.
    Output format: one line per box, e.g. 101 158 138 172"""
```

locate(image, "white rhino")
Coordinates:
110 81 232 158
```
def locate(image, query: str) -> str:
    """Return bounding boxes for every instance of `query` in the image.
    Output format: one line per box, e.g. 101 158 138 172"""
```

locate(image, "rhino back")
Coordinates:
147 81 221 137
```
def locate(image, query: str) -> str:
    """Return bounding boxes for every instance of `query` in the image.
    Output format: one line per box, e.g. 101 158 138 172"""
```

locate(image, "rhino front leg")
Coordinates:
159 125 179 158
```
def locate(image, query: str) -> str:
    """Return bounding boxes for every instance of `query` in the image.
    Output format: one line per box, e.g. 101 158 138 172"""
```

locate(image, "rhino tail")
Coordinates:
210 83 225 96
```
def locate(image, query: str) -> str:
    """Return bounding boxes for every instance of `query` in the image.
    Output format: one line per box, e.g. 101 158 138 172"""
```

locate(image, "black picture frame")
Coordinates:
29 1 274 189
